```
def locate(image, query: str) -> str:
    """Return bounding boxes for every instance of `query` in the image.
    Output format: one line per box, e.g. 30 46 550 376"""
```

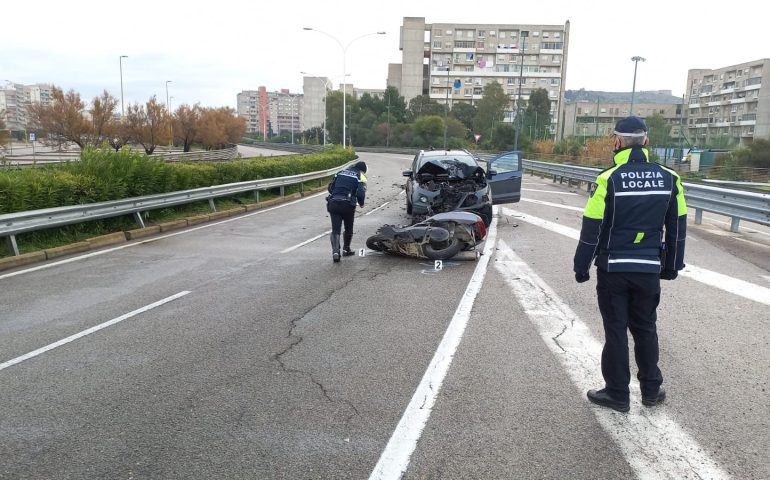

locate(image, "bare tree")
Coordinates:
88 90 119 147
125 96 170 154
197 107 246 150
28 87 90 148
173 104 201 152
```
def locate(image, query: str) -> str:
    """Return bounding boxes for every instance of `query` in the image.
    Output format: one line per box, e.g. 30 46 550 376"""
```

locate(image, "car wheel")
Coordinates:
424 237 463 260
406 197 413 214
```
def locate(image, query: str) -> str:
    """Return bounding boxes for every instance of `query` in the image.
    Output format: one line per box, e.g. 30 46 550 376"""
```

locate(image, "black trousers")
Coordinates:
596 269 663 402
327 200 355 235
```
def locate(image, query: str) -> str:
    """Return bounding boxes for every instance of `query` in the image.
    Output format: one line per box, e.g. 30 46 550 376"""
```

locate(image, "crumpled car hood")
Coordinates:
416 159 485 180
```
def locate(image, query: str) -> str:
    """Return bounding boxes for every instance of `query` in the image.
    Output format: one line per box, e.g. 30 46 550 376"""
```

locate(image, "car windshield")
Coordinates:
417 153 478 170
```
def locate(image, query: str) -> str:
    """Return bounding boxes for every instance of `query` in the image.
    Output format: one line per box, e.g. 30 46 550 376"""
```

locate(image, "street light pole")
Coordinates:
119 55 128 118
303 28 385 148
630 56 646 116
513 31 528 152
165 80 172 148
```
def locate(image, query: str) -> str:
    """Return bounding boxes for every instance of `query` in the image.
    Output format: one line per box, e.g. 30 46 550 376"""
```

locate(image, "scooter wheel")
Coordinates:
365 234 388 252
424 238 463 260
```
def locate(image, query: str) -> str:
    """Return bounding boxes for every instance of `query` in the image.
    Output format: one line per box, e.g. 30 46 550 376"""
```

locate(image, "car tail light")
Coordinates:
475 219 487 240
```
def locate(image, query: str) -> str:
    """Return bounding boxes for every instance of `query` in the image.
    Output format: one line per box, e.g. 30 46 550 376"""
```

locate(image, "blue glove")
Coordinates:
575 271 590 283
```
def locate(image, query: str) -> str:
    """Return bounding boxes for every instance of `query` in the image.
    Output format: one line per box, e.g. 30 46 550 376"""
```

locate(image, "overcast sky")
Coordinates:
2 0 767 109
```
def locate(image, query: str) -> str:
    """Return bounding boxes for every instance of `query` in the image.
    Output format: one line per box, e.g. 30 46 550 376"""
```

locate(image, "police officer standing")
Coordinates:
574 116 687 412
327 161 367 262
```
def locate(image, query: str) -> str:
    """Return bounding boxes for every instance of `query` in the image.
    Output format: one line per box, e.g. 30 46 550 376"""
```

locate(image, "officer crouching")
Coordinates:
326 161 367 262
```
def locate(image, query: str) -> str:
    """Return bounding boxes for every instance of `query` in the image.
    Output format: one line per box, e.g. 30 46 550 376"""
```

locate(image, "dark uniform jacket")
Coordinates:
574 146 687 274
327 167 366 208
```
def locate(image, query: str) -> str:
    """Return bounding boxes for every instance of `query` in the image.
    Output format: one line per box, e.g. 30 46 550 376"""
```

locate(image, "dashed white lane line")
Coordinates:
521 197 584 211
523 188 579 195
369 211 499 480
494 241 729 480
501 207 770 307
280 231 331 254
0 291 191 372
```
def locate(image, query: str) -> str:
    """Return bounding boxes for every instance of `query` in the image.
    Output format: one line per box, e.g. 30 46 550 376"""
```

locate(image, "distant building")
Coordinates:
685 59 770 147
237 88 303 139
0 82 54 134
301 77 385 133
389 16 571 137
562 93 686 143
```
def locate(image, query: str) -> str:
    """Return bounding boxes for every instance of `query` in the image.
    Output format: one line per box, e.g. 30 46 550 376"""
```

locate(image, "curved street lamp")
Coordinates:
165 80 173 147
630 56 646 116
303 28 385 147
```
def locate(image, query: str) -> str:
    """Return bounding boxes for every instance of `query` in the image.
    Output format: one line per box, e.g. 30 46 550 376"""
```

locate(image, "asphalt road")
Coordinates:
1 152 769 479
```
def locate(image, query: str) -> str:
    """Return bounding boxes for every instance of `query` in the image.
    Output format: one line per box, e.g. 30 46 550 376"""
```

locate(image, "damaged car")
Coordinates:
403 149 522 226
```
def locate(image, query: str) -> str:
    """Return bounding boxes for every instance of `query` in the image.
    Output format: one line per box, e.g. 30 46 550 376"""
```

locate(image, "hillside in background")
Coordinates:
565 89 682 104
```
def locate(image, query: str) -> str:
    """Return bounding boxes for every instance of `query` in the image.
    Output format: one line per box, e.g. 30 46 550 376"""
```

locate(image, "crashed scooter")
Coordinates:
365 211 487 260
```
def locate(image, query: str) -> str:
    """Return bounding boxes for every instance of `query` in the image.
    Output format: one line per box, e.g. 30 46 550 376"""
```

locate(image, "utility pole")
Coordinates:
443 64 450 149
630 56 646 115
595 96 600 136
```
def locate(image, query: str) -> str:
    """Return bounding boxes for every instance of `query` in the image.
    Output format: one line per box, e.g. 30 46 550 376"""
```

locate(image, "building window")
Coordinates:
434 29 442 37
478 30 486 38
433 40 442 49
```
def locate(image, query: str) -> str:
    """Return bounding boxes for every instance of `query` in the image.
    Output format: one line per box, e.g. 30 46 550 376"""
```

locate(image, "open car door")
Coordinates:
487 150 522 204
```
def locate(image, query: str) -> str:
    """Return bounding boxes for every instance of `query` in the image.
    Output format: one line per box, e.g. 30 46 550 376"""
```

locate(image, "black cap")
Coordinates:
353 161 367 173
614 116 648 136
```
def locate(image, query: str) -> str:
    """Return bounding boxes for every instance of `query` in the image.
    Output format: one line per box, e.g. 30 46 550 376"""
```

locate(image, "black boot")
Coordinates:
342 231 355 256
330 233 341 262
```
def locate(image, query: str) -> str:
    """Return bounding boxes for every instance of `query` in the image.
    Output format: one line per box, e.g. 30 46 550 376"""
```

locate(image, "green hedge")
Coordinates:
0 146 354 214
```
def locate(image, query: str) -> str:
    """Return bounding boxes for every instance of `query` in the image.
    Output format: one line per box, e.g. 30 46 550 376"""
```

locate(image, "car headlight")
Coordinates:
419 196 429 203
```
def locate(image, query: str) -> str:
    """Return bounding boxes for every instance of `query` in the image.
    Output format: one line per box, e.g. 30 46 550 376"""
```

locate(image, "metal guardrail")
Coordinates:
0 160 354 256
517 159 770 232
2 145 239 167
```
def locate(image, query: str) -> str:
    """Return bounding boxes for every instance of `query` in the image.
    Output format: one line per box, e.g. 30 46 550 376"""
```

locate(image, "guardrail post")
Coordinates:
254 190 260 204
208 199 217 212
5 235 20 256
730 217 741 233
133 212 145 229
300 182 304 196
280 186 285 197
694 208 703 225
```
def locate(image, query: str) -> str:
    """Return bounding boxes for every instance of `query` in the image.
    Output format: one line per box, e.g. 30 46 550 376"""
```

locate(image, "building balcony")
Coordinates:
746 84 761 91
720 88 735 94
729 98 746 104
706 101 721 107
740 130 754 137
738 120 756 126
540 48 563 54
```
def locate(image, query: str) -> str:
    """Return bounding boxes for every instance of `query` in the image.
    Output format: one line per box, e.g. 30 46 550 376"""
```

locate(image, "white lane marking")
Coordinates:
0 193 327 281
521 198 584 212
369 209 499 480
0 291 191 372
523 188 579 195
494 242 729 479
366 202 390 215
281 230 331 254
501 207 770 307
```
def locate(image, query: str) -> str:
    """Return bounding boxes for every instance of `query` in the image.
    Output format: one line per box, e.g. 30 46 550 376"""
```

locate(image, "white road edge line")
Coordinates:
368 208 499 480
523 188 579 196
501 207 770 307
0 193 327 281
365 201 390 215
0 291 191 372
494 241 729 479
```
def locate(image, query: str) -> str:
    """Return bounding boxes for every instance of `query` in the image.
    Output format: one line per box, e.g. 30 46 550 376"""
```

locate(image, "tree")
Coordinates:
0 113 8 152
523 88 552 140
173 104 201 152
407 95 443 120
412 115 444 147
474 81 509 143
197 107 246 150
383 86 407 124
451 102 477 131
88 90 119 147
125 96 169 155
27 87 90 148
645 113 671 148
731 138 770 168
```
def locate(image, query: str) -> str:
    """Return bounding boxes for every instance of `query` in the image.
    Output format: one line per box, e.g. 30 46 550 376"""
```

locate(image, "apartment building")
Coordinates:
0 82 54 134
237 88 303 139
685 59 770 147
301 77 385 132
562 94 685 141
389 16 570 137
